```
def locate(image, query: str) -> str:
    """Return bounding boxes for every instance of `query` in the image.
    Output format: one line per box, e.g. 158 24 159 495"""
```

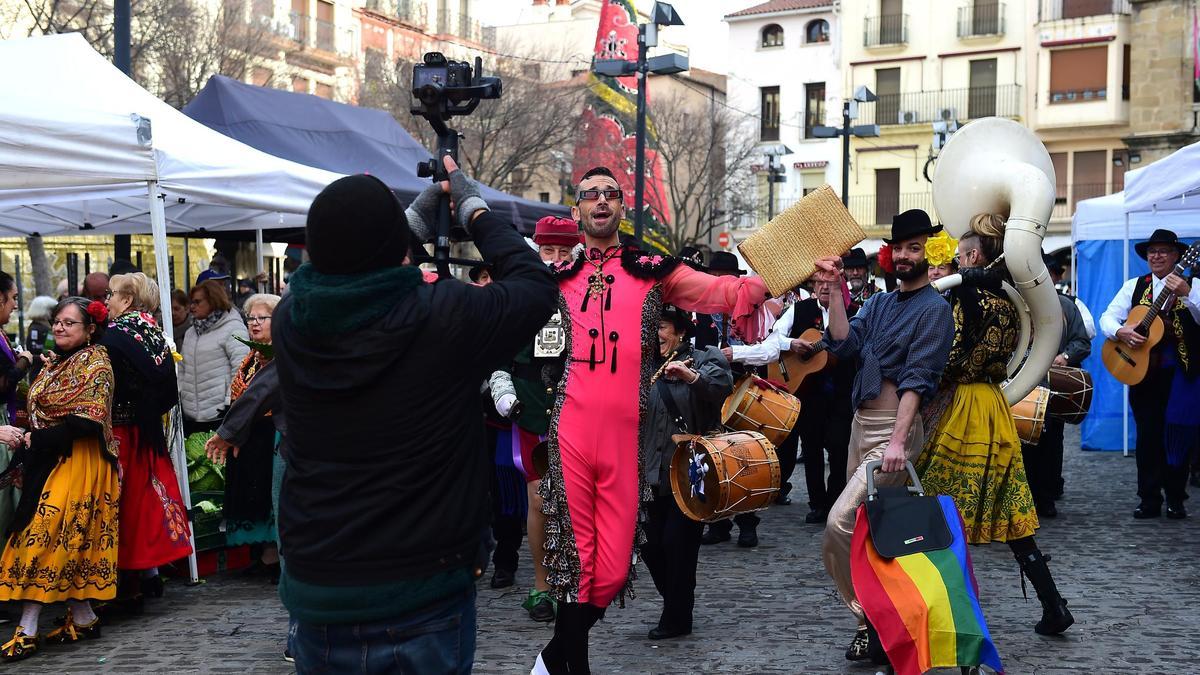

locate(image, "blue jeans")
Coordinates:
289 588 476 674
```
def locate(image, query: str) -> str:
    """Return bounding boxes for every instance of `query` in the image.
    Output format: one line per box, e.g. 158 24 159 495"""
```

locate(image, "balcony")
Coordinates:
285 12 357 59
1038 0 1130 22
364 0 428 28
864 14 908 47
857 84 1022 126
958 2 1005 38
436 10 494 47
848 192 939 229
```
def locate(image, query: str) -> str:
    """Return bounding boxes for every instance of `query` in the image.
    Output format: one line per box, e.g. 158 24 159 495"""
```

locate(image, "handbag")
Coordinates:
863 460 952 559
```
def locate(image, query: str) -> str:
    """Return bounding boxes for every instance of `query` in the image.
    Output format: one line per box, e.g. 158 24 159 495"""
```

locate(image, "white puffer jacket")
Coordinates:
178 311 251 423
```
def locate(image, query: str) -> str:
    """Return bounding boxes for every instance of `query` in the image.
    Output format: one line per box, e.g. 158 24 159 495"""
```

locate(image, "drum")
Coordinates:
669 431 780 523
1010 386 1050 445
1044 366 1093 425
720 376 801 448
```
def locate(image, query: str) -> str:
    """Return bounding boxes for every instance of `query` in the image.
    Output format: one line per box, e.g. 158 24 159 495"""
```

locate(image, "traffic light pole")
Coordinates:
841 100 851 207
632 25 649 248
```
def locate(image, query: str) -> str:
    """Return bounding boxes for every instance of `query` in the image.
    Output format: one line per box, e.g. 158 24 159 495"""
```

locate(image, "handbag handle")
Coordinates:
864 459 925 500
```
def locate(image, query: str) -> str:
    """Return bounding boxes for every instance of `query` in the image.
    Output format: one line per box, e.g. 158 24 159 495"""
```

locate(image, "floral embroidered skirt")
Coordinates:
915 382 1039 545
0 437 120 603
113 425 193 570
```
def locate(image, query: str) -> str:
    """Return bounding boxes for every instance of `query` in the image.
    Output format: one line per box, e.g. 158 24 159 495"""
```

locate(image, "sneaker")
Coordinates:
283 648 294 663
490 568 515 589
845 626 870 661
522 590 557 623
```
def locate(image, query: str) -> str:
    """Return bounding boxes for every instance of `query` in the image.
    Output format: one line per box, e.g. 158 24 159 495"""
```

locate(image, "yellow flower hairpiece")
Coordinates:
925 230 958 267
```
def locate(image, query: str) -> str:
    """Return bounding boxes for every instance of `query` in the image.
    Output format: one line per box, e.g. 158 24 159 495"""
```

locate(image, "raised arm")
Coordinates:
660 264 770 343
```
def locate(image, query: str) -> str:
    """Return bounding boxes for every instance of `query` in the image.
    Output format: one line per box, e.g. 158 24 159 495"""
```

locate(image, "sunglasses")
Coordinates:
577 189 623 202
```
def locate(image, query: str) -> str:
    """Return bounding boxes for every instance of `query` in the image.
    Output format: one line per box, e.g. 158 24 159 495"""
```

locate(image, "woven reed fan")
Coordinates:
737 184 866 297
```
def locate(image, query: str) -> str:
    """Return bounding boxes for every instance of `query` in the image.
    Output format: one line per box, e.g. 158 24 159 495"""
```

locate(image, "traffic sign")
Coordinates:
717 232 731 249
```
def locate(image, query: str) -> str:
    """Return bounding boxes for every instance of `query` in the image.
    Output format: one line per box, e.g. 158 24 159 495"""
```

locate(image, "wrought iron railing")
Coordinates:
858 84 1022 126
1039 0 1130 22
864 14 908 47
957 2 1005 37
364 0 428 27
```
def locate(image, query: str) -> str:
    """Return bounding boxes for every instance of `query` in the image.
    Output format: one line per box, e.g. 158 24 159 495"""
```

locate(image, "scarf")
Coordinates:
287 262 424 336
28 344 115 459
192 310 228 336
107 311 171 366
230 350 271 409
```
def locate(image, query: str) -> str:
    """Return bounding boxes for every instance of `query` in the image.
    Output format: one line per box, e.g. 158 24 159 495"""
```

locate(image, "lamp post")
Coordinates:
593 2 686 248
813 85 881 207
760 143 792 221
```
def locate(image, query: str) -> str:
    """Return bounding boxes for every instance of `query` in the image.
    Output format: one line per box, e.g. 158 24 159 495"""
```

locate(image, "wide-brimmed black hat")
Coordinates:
1041 253 1064 275
841 247 869 269
708 251 745 275
1135 228 1189 260
678 245 706 270
660 304 693 335
883 209 942 244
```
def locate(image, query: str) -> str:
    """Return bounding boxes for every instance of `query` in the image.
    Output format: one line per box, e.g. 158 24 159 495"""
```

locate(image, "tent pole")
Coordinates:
255 228 265 290
183 238 191 290
149 181 200 584
1123 211 1130 459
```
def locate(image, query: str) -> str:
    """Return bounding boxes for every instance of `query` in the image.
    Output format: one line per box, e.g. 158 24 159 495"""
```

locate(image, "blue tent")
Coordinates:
183 75 568 233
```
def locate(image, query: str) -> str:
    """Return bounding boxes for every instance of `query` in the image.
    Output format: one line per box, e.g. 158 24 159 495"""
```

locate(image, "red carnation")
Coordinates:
87 300 108 323
877 244 895 275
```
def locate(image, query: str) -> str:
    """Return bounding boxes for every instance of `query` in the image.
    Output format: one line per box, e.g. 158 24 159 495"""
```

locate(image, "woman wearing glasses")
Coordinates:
178 280 250 436
100 273 191 611
0 298 117 661
213 294 281 580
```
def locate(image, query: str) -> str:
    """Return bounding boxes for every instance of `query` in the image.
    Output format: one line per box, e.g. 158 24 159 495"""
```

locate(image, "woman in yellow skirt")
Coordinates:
0 297 119 661
916 215 1074 637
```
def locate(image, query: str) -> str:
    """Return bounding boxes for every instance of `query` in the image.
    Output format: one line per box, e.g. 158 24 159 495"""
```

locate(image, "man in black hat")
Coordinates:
841 247 875 303
639 304 733 640
1099 228 1200 519
818 208 955 660
273 156 558 672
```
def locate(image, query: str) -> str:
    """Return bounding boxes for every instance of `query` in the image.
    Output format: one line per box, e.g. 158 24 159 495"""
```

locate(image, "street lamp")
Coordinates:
761 143 792 221
593 1 687 248
813 86 881 206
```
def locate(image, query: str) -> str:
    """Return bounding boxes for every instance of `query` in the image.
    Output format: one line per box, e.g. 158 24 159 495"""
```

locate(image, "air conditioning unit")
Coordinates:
938 107 957 121
898 110 919 124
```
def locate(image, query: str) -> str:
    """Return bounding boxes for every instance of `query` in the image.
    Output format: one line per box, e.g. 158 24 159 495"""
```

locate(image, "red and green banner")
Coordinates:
572 0 671 253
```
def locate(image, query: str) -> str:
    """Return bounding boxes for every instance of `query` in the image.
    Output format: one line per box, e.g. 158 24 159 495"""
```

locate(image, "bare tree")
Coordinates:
24 236 54 296
642 88 759 254
359 43 586 194
21 0 184 79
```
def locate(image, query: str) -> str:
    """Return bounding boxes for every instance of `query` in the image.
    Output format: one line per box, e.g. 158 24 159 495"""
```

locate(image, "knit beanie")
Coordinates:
306 174 411 274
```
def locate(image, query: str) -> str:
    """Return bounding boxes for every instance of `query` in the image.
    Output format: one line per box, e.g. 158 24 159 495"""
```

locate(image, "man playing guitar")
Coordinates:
1099 228 1200 519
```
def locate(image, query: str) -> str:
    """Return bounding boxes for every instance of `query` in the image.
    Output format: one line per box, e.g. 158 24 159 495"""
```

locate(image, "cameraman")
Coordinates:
274 156 557 673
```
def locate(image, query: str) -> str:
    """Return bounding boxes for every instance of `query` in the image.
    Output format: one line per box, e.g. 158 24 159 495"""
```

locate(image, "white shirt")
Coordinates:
1075 297 1096 340
1098 275 1200 340
730 301 829 366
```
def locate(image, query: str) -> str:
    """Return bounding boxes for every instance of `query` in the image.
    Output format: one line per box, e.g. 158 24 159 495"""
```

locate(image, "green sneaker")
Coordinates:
522 589 557 623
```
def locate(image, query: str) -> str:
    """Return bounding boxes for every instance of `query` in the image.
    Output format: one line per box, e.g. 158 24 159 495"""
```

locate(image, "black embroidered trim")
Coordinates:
619 249 682 280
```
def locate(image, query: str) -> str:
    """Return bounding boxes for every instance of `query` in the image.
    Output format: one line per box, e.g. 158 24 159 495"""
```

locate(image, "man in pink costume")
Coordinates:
532 167 769 674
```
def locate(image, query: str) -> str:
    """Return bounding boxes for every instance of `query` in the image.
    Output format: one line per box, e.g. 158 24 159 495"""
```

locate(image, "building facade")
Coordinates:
1122 0 1200 166
723 0 841 233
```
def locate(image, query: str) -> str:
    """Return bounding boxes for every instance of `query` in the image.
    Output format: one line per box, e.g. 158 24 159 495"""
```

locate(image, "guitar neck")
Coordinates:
1139 264 1186 331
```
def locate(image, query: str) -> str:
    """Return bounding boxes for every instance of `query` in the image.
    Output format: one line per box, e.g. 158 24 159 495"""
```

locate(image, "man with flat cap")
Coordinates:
1100 228 1200 520
816 208 954 660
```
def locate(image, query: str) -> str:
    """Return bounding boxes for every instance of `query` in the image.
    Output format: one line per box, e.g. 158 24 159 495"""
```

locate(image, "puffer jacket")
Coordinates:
178 311 250 422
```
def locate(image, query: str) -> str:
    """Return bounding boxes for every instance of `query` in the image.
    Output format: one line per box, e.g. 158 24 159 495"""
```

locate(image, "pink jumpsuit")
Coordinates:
550 249 767 607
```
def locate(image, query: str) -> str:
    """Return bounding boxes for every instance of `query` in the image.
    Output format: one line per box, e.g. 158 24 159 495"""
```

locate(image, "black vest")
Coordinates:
788 298 857 398
1131 274 1200 376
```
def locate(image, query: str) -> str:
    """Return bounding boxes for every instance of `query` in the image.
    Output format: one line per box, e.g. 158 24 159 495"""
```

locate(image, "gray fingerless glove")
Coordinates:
404 183 443 243
448 167 489 230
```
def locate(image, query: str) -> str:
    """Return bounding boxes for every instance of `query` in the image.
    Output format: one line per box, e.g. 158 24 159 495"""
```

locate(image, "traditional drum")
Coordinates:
1010 386 1050 445
669 431 780 523
1044 366 1093 425
720 376 801 448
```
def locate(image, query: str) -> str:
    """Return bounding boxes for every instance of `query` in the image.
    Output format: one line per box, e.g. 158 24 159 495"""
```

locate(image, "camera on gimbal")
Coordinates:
409 52 503 276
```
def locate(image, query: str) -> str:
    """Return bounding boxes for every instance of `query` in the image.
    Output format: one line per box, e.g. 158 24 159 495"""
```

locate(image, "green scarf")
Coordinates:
287 263 424 336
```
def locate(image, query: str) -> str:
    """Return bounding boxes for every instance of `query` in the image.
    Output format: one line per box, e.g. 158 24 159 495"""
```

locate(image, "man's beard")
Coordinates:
893 258 929 281
581 213 619 240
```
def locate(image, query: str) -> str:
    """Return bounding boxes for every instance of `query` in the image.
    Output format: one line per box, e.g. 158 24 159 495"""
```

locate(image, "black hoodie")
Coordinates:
272 210 558 587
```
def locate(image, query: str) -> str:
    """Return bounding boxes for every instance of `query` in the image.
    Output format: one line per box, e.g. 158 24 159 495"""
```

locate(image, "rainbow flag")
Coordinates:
851 495 1004 675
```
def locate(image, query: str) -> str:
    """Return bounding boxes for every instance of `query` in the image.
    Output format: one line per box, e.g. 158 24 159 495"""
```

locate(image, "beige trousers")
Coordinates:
820 408 924 625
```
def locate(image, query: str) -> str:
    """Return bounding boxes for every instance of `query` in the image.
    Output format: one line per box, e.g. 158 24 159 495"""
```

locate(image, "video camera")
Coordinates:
409 52 503 278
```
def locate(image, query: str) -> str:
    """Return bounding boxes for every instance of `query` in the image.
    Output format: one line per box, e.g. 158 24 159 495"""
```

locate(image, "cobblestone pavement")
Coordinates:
10 426 1199 673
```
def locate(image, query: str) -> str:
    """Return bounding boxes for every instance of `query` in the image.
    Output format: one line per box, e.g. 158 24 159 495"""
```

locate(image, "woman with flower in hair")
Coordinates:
0 298 119 661
924 230 958 282
101 273 191 610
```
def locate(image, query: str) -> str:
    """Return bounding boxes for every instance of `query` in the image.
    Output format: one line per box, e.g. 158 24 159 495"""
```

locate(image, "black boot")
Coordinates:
537 602 577 674
564 603 605 675
1015 550 1074 635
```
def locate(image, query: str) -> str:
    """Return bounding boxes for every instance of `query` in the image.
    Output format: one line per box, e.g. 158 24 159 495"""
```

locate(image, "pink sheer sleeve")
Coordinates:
661 264 771 342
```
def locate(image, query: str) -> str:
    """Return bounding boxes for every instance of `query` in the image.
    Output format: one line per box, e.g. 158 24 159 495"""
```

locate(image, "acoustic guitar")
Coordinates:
1102 242 1200 386
766 327 836 394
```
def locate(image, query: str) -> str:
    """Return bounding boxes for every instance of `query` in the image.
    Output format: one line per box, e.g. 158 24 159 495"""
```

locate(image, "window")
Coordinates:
1122 44 1130 101
968 58 997 119
880 0 904 44
1050 152 1068 204
292 76 309 94
760 86 781 141
1072 150 1107 210
539 192 551 203
252 67 273 87
971 0 1001 35
805 19 829 43
316 0 335 50
804 82 826 139
761 24 784 48
291 0 307 41
315 82 333 99
875 67 901 124
1049 46 1108 103
875 168 900 226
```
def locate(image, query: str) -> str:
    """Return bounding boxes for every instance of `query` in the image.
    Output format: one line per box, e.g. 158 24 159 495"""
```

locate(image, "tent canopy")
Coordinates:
0 33 343 236
1123 139 1200 213
184 75 569 232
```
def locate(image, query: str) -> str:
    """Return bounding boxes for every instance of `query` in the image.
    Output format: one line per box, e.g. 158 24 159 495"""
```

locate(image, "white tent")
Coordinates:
0 33 344 581
1071 140 1200 453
